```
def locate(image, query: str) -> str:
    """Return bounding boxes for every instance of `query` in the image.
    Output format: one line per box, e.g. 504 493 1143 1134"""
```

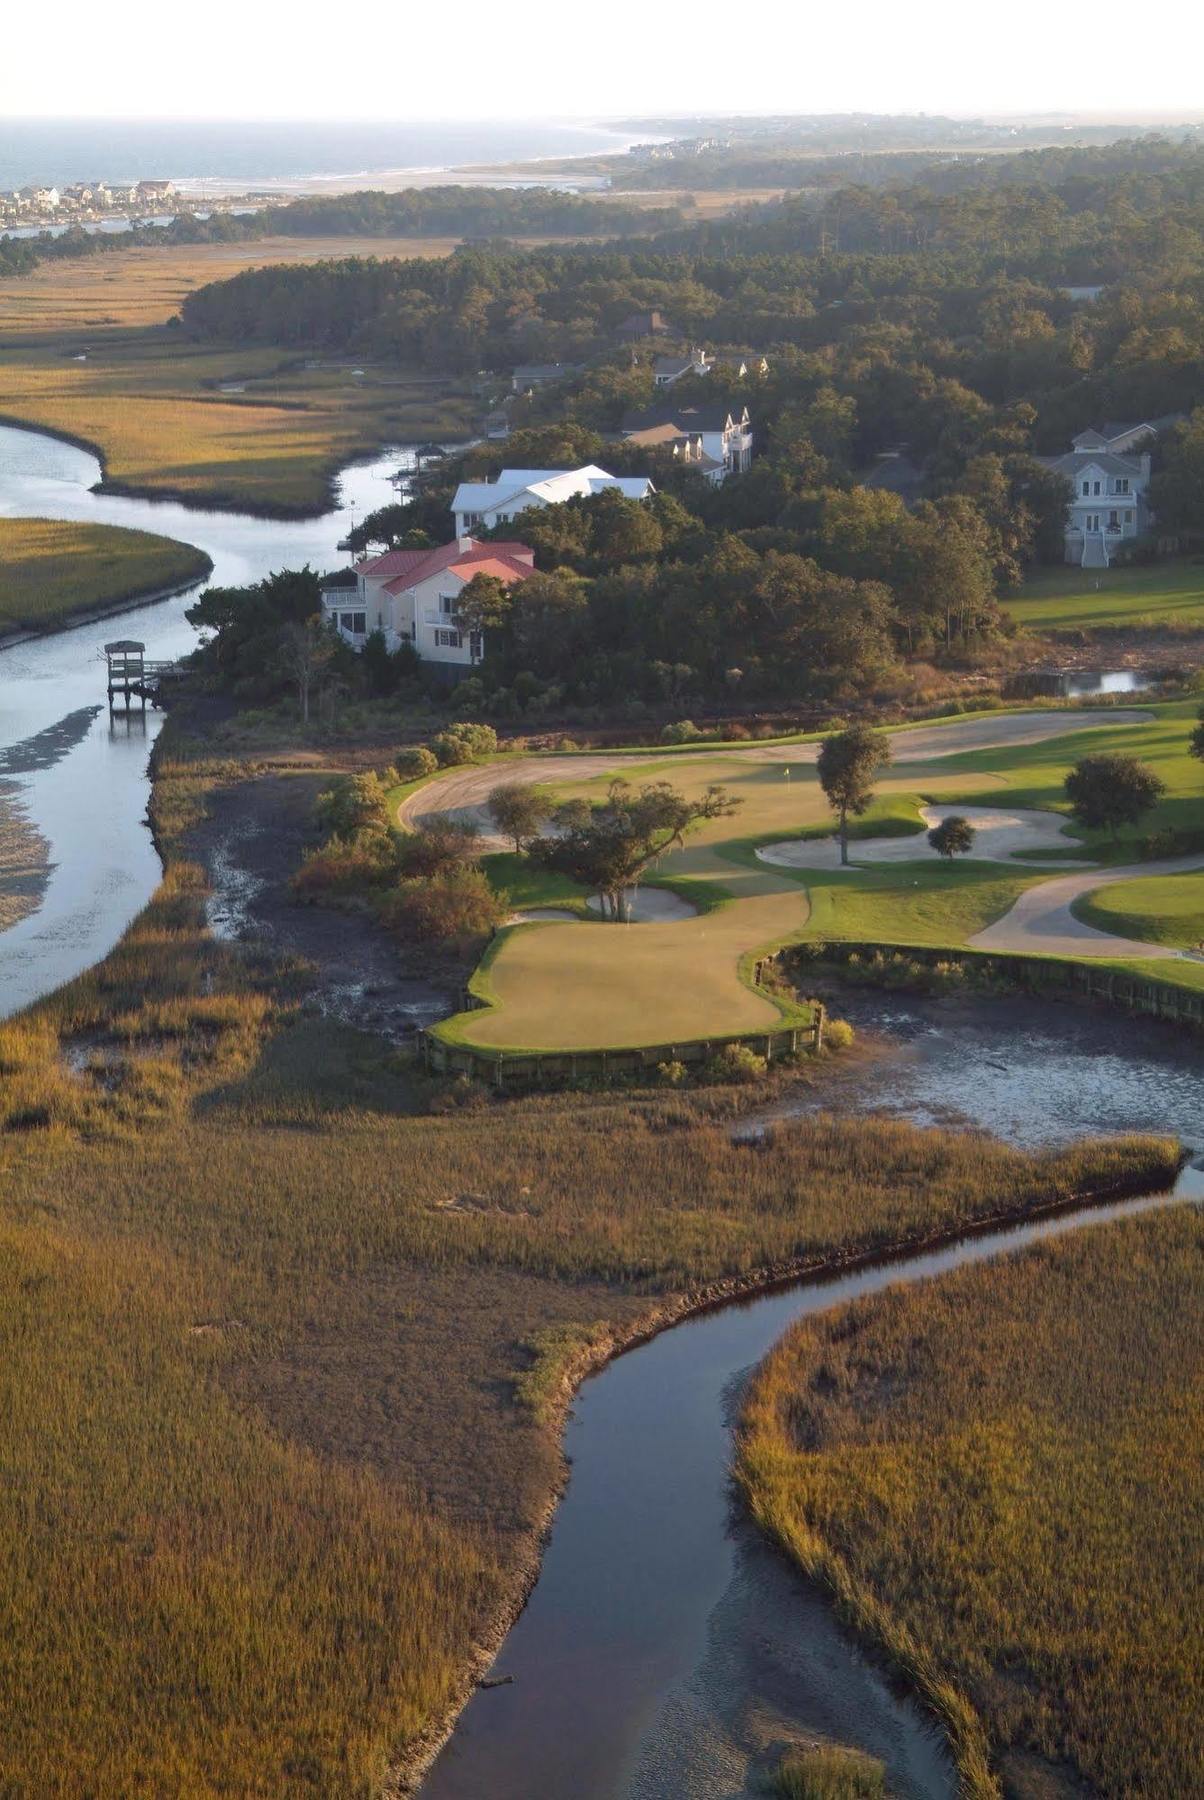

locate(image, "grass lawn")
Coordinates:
432 703 1204 1053
1073 869 1204 949
0 733 1174 1790
1006 557 1204 634
0 516 210 631
738 1203 1204 1798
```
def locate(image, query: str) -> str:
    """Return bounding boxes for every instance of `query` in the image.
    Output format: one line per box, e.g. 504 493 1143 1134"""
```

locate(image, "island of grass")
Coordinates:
0 517 212 635
417 701 1204 1059
1073 867 1204 949
1006 555 1204 635
737 1201 1204 1798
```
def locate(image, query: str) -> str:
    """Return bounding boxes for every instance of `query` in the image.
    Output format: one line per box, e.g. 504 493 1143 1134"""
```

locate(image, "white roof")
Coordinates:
452 465 654 514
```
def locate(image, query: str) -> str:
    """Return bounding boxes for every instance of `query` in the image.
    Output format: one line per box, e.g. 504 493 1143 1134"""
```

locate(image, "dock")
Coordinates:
103 640 188 709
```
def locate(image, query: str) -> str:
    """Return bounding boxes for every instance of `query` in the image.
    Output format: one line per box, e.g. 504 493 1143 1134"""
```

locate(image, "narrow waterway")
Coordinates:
0 422 421 1015
423 997 1203 1800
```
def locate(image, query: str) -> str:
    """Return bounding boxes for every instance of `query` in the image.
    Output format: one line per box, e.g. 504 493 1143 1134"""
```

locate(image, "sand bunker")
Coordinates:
756 804 1086 872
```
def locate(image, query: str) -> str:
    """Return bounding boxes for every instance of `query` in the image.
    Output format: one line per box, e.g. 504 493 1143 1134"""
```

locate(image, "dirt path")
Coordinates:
970 852 1204 960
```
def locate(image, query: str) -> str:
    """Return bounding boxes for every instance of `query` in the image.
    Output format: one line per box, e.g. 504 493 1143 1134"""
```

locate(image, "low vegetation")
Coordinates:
773 1744 887 1799
738 1205 1204 1798
0 516 210 632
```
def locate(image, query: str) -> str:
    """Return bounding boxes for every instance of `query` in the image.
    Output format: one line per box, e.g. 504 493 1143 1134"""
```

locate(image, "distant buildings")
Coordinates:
653 350 713 388
1037 417 1184 566
321 536 536 670
615 310 675 342
451 465 655 536
620 402 754 483
857 445 926 507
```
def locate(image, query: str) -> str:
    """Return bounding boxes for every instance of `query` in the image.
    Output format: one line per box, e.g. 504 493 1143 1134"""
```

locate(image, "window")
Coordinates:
440 594 456 615
1086 514 1100 532
1116 477 1129 493
1082 480 1090 496
469 632 483 662
340 611 366 634
1108 511 1120 530
1093 480 1101 495
434 628 462 649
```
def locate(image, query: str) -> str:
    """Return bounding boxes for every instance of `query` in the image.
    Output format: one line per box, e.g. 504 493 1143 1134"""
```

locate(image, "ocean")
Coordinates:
0 118 643 196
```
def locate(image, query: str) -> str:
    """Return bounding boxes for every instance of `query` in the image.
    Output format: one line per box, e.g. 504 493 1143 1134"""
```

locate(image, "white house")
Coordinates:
653 350 713 388
620 402 754 483
322 536 535 671
450 465 654 537
1038 417 1184 566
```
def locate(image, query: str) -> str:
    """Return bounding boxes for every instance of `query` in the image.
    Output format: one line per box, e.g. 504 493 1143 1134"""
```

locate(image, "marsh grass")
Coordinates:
738 1206 1204 1799
0 726 1183 1792
0 516 210 630
773 1744 887 1798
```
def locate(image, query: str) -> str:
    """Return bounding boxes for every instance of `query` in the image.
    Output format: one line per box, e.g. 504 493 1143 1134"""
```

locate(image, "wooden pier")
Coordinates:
103 640 187 709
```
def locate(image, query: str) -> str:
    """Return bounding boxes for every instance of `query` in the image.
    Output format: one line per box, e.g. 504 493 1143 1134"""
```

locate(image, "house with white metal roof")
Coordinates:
1038 416 1184 566
451 466 655 537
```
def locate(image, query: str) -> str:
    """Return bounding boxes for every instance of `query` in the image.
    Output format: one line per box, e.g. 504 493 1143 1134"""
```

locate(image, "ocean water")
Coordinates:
0 118 640 195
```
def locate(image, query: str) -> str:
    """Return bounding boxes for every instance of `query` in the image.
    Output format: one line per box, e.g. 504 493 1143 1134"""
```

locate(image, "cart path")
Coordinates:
970 851 1204 960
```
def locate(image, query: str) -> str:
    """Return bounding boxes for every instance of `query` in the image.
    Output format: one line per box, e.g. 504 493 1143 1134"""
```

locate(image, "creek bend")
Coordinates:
0 421 422 1016
422 995 1203 1800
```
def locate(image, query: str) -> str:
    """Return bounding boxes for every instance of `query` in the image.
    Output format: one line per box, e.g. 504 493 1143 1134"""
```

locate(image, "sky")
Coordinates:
2 0 1202 122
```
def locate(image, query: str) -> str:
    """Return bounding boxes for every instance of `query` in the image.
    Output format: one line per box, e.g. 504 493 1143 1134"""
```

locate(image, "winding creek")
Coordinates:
2 423 1202 1798
0 422 420 1015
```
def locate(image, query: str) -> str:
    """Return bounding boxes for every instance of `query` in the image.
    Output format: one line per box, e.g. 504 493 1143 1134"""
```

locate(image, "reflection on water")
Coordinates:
1007 667 1155 700
0 424 429 1015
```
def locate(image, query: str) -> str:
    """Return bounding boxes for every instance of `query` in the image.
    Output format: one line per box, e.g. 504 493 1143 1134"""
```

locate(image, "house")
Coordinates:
620 402 753 482
1038 417 1185 565
615 310 675 341
136 179 175 202
511 362 579 393
653 349 713 388
615 422 723 477
450 465 655 536
323 537 536 670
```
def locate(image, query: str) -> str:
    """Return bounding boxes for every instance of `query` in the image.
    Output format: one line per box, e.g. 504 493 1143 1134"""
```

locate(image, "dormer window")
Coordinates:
1082 480 1090 496
1093 480 1101 495
1116 478 1129 493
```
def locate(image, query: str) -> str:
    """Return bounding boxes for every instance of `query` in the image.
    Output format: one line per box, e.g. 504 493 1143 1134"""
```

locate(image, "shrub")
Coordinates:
708 1042 768 1083
395 814 481 879
430 721 499 766
823 1018 856 1052
661 719 704 744
656 1059 688 1087
292 830 398 897
394 745 439 780
314 771 392 837
383 867 508 943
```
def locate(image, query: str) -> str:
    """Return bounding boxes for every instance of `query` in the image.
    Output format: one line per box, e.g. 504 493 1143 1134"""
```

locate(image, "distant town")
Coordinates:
0 179 275 233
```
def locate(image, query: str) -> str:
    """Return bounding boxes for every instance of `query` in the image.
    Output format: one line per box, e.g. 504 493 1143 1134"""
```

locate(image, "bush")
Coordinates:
314 771 392 837
395 814 481 878
656 1059 688 1087
430 721 499 766
708 1042 768 1083
292 830 398 897
394 745 439 780
823 1018 855 1052
661 719 704 744
383 867 508 942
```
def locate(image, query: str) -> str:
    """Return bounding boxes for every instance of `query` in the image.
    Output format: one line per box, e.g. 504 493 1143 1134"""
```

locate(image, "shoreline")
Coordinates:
390 1146 1185 1796
0 563 213 654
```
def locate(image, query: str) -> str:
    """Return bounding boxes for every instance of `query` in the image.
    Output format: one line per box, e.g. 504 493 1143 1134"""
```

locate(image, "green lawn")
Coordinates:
1006 557 1204 633
427 702 1204 1054
0 516 211 631
1073 870 1204 949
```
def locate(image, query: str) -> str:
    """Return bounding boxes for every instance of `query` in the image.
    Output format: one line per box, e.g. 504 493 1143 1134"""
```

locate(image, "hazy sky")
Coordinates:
2 0 1202 121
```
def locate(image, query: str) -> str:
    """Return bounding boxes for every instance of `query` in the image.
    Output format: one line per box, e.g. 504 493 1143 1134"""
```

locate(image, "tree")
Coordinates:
1064 754 1166 839
454 573 513 639
928 815 977 859
1190 707 1204 765
276 615 336 724
816 725 893 865
489 783 554 853
531 778 740 921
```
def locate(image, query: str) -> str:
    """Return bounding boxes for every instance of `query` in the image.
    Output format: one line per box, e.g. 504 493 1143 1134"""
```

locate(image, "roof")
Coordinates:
452 466 654 514
318 567 359 591
375 539 535 596
622 401 749 434
653 354 709 376
1037 451 1147 479
1072 415 1185 449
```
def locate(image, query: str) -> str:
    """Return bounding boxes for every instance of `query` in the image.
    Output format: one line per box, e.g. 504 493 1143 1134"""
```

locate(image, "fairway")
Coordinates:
415 703 1204 1053
1006 557 1204 633
0 516 210 632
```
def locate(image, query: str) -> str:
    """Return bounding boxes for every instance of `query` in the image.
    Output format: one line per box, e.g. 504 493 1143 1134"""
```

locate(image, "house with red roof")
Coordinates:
321 534 535 670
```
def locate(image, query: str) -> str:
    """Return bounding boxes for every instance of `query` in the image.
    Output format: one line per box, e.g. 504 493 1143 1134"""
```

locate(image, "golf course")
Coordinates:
402 701 1204 1053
